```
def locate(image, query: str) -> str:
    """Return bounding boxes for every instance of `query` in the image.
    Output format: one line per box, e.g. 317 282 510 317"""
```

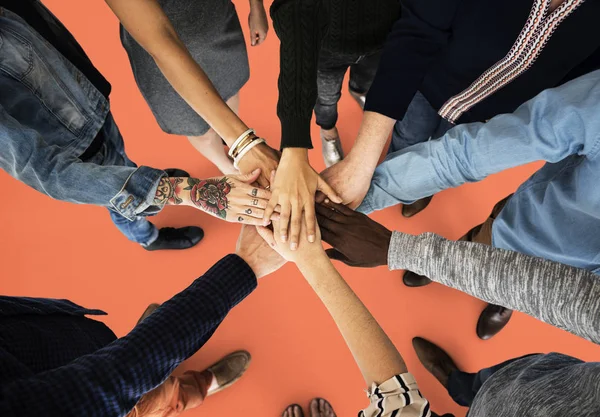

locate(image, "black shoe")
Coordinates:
476 304 513 340
144 226 204 251
403 270 433 287
164 168 190 177
412 337 459 389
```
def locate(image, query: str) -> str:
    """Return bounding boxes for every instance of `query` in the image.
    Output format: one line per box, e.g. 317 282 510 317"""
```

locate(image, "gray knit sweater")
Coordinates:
388 232 600 417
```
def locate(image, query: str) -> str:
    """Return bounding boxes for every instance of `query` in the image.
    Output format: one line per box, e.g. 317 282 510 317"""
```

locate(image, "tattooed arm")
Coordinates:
153 170 275 225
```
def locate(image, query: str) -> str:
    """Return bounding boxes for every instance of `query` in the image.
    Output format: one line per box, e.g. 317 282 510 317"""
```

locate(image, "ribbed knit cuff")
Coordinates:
279 116 314 150
388 231 423 272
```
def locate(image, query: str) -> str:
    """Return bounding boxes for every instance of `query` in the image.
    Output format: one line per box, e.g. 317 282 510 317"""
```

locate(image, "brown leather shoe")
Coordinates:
403 271 433 287
476 304 513 340
402 196 433 218
206 350 251 396
412 337 458 388
136 303 160 325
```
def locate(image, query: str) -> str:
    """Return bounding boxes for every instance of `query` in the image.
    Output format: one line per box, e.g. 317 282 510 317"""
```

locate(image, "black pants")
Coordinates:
314 49 382 130
447 354 536 407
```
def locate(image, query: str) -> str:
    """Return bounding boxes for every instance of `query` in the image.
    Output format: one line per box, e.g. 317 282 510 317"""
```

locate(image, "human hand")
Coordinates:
236 142 280 188
248 0 269 46
256 218 326 265
316 200 392 267
154 170 276 225
318 156 373 209
235 225 285 278
264 148 341 250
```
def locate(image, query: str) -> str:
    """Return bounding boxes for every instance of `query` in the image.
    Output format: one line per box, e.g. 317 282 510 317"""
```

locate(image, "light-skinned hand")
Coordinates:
256 218 326 265
235 225 286 279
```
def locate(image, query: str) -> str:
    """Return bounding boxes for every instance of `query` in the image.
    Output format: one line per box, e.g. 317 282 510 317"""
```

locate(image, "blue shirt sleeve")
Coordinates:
0 254 257 417
359 69 600 214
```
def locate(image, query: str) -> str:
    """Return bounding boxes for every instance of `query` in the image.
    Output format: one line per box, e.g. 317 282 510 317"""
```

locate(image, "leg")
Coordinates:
447 355 535 407
109 210 159 247
315 51 352 167
348 50 382 108
187 94 239 175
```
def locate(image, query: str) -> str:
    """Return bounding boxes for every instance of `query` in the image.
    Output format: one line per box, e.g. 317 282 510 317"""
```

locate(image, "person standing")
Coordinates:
118 0 273 175
0 1 273 250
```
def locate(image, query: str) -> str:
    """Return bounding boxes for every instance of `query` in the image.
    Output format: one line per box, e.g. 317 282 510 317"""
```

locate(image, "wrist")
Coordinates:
250 0 264 8
282 147 309 161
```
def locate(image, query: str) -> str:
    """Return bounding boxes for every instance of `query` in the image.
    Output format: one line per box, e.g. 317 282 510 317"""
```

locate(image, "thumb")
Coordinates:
325 248 352 265
317 177 342 204
237 168 261 184
256 225 277 248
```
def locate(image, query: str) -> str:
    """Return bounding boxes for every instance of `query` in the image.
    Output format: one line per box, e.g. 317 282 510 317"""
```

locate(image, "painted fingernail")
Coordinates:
308 235 315 243
291 242 298 251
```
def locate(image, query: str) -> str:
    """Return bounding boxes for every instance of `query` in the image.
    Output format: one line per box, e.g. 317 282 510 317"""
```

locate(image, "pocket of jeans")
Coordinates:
0 26 89 138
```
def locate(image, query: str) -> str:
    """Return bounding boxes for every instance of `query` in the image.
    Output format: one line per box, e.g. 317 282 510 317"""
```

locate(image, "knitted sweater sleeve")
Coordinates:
270 0 328 149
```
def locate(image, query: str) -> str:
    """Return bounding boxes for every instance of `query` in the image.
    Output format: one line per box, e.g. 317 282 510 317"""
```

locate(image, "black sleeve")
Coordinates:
364 0 463 121
270 0 328 149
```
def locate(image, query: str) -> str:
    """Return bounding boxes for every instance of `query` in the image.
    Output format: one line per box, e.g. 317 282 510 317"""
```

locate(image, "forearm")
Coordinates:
298 255 407 386
271 0 326 149
0 255 257 416
105 0 247 144
389 232 600 344
346 111 396 173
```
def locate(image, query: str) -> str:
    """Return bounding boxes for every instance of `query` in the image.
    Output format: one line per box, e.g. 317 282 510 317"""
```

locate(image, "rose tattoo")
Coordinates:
186 177 231 219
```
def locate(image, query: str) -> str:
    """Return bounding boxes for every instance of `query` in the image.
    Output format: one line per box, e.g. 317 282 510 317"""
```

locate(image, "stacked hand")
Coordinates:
264 149 341 251
248 0 269 47
317 201 392 268
319 156 372 209
155 169 279 225
236 225 285 279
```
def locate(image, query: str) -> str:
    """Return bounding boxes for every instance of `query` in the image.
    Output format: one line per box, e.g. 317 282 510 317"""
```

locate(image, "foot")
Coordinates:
412 337 458 388
205 350 251 396
403 271 433 287
349 88 366 110
320 127 344 168
137 303 160 325
143 226 204 251
309 398 337 417
476 304 513 340
164 168 190 177
282 404 305 417
402 196 433 218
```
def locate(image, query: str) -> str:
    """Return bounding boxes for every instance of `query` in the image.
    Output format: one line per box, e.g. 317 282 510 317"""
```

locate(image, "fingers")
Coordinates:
322 199 355 216
304 203 317 243
315 203 342 220
256 225 277 248
318 220 339 246
236 168 262 184
233 214 270 226
247 186 271 200
288 199 302 250
263 194 279 227
278 198 291 243
317 177 343 203
315 191 327 204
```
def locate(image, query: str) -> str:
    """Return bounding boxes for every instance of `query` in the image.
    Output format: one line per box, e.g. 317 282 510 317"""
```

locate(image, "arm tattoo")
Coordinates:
154 177 184 205
185 177 232 219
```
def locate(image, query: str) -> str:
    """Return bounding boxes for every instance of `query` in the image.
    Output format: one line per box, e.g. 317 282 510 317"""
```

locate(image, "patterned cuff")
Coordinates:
200 254 258 309
388 232 426 273
109 166 167 221
360 373 430 417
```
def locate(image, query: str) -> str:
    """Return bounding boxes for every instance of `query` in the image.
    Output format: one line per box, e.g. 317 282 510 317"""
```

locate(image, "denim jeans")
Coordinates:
389 91 454 154
314 49 382 130
447 354 536 407
82 115 159 246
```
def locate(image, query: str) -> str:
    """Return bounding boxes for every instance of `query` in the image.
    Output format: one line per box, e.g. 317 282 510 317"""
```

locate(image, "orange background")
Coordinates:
1 1 599 416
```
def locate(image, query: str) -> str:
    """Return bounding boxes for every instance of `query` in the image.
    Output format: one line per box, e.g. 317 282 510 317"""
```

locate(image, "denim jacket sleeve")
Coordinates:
0 255 257 417
358 69 600 214
0 106 166 221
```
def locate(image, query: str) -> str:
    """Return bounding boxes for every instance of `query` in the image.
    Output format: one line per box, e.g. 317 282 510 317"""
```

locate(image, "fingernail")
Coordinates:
281 235 287 242
264 220 271 226
325 199 330 204
308 235 315 243
291 242 298 251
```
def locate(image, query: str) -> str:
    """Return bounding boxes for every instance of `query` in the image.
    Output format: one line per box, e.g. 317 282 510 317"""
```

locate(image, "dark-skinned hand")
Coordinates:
316 200 393 268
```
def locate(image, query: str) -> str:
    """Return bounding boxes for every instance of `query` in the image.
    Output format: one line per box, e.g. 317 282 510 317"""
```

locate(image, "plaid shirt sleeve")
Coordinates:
0 254 257 417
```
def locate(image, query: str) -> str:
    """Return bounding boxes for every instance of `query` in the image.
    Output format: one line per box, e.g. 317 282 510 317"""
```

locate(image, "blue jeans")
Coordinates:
389 91 454 154
82 115 159 246
447 354 536 407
